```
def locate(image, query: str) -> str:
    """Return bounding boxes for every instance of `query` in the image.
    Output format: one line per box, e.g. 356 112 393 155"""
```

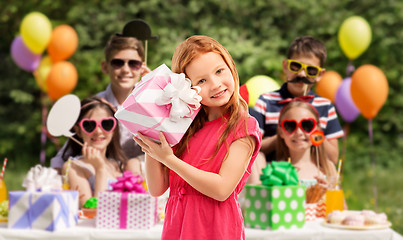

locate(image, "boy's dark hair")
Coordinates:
104 35 145 62
287 36 327 67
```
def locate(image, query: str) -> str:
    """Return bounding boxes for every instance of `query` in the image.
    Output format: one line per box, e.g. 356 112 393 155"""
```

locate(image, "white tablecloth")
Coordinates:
0 219 402 240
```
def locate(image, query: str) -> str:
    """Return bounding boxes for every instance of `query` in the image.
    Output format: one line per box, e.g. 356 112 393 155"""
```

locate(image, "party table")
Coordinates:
0 219 402 240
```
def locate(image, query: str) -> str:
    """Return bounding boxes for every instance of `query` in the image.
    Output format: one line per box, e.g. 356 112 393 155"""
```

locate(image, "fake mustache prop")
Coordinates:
287 77 315 85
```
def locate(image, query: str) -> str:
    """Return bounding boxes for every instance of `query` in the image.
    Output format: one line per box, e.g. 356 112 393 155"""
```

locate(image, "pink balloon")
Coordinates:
335 77 360 123
10 35 41 72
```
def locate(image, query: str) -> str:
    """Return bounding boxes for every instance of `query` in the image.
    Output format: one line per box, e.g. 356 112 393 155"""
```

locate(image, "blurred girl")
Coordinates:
276 98 337 185
62 97 127 207
134 35 262 240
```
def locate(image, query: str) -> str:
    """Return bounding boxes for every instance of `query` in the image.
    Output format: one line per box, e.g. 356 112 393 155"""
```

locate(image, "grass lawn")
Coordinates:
3 160 403 235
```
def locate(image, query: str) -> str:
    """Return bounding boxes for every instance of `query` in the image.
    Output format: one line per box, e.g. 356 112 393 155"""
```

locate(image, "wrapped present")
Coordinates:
244 162 305 230
115 64 202 146
96 171 158 229
8 165 78 231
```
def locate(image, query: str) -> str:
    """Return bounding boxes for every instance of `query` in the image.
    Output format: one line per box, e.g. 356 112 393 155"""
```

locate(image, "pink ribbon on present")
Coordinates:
110 171 146 229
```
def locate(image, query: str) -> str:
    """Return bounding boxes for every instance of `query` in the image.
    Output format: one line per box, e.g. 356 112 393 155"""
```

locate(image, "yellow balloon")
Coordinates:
33 56 52 92
338 16 372 60
245 75 280 107
20 12 52 54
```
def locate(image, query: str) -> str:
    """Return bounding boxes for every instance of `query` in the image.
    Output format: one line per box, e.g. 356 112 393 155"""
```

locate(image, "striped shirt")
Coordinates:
251 83 344 140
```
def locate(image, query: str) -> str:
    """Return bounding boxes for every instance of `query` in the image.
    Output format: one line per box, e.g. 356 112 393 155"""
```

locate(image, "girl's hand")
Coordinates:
133 132 173 164
314 175 329 189
82 143 105 170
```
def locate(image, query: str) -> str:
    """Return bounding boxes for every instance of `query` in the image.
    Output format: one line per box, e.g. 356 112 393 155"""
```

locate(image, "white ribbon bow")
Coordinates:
22 164 62 191
156 72 202 122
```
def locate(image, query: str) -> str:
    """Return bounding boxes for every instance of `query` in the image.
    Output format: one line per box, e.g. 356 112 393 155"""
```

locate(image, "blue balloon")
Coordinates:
335 77 360 123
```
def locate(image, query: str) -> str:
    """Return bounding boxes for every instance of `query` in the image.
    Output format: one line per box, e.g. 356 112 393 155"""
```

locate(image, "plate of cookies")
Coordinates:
322 210 392 230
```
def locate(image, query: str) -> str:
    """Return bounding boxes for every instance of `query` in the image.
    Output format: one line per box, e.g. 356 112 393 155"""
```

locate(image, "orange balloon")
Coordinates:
47 61 78 100
315 71 342 103
47 25 78 62
351 65 388 119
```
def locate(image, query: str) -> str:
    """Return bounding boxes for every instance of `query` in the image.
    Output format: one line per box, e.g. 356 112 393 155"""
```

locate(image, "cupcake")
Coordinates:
82 197 97 219
326 210 346 224
342 214 365 226
364 212 388 225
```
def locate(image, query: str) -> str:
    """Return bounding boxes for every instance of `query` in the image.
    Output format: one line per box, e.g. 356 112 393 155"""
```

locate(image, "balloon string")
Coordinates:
345 60 355 77
340 123 350 165
368 119 378 211
40 92 48 165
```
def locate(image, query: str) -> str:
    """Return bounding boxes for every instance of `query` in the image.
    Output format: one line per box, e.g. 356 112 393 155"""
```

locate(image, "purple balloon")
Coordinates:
10 36 41 72
335 77 360 123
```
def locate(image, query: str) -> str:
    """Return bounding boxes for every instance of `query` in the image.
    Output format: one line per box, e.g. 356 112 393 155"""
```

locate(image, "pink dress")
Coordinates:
162 115 262 240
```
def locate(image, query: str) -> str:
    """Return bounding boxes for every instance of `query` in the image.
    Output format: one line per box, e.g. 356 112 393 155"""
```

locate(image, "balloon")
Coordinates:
33 56 52 92
335 78 360 123
351 65 388 119
47 94 81 137
47 25 79 62
10 36 41 72
239 84 249 105
47 61 78 100
338 16 372 60
20 12 52 54
245 75 280 107
315 71 342 103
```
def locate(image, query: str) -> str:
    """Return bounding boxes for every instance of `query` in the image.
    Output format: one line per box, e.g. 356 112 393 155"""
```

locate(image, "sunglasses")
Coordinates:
79 117 117 135
110 58 142 71
281 118 317 135
287 59 322 78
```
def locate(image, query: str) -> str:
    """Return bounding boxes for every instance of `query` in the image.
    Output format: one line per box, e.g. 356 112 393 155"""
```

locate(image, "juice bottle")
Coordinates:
0 178 7 202
325 189 344 216
325 176 344 216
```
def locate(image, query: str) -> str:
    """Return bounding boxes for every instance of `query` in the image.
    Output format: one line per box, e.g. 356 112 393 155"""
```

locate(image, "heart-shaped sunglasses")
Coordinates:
280 118 317 135
79 117 116 135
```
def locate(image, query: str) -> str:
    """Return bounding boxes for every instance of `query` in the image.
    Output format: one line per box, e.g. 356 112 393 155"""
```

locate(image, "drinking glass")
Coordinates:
0 178 7 202
325 176 344 216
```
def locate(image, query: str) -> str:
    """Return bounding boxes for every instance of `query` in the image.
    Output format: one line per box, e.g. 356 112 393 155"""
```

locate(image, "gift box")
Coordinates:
244 162 305 230
96 171 158 229
8 190 79 231
8 165 79 231
115 64 201 146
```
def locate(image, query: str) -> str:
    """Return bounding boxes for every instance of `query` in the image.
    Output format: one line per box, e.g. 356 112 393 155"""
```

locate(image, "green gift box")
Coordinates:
244 185 305 230
244 162 305 230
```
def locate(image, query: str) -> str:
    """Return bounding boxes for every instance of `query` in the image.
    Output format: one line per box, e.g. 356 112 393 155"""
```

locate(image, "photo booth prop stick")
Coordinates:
310 130 325 177
46 94 82 147
116 19 158 65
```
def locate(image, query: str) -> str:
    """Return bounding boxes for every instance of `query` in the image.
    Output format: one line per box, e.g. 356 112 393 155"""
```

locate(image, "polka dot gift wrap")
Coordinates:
96 191 158 229
244 185 306 230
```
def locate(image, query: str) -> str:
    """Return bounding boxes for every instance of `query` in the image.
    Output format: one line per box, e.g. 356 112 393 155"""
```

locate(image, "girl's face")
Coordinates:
185 52 235 115
102 49 144 92
76 107 115 152
278 106 317 153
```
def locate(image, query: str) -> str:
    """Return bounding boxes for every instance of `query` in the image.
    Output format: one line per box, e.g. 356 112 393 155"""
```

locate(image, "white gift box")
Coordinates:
115 64 201 146
8 190 79 231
